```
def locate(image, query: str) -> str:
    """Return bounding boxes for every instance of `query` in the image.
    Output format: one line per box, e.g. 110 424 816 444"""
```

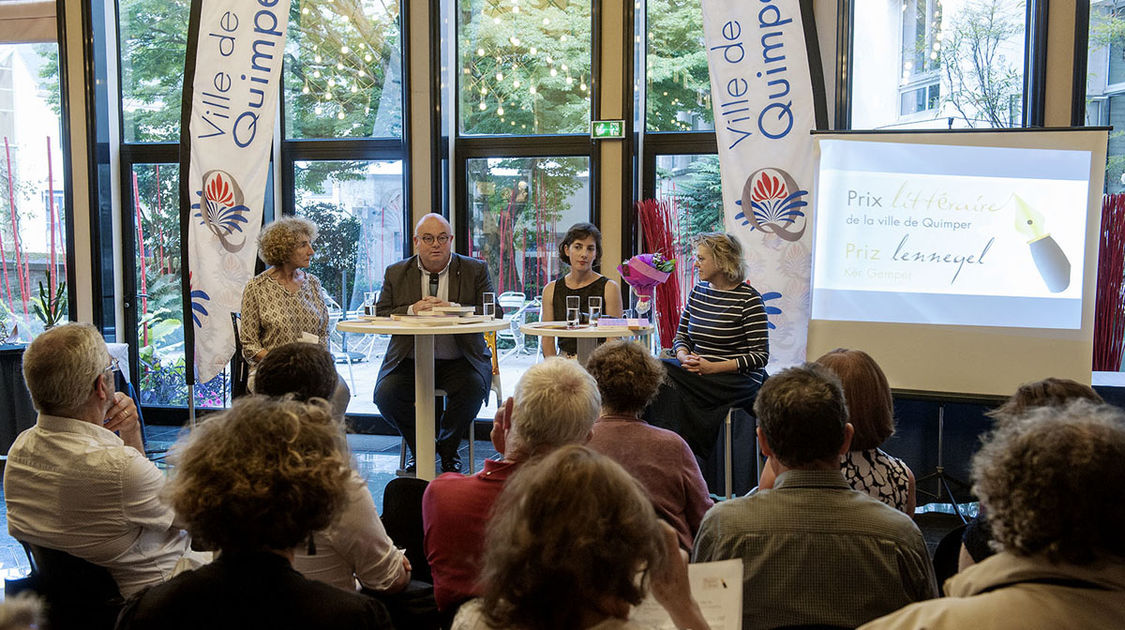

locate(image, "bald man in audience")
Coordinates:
421 358 600 614
5 323 195 597
693 363 936 630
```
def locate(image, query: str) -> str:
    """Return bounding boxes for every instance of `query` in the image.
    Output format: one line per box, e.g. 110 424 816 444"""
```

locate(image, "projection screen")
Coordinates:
807 129 1109 397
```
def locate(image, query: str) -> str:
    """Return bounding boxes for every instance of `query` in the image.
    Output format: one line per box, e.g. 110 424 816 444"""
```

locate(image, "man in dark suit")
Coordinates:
374 213 494 473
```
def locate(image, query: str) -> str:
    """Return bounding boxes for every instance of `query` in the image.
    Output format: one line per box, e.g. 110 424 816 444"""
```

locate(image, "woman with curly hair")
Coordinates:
861 400 1125 629
452 445 708 630
240 217 348 413
644 232 769 485
116 397 392 630
585 340 712 550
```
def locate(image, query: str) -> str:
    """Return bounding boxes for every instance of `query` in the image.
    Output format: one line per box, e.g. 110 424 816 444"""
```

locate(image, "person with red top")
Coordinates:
421 357 600 615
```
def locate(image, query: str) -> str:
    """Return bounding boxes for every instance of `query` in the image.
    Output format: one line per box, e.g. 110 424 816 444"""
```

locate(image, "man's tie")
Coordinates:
428 272 440 299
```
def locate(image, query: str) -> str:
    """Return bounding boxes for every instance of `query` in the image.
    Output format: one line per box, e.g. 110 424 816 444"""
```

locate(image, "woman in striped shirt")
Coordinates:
645 232 769 476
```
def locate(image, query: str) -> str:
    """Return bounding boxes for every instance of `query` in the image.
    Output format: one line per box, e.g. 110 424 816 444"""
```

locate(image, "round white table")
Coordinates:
337 317 509 480
519 321 655 364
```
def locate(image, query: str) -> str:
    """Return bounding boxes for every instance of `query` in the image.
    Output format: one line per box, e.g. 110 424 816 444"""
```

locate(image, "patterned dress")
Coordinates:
841 448 912 513
239 269 330 366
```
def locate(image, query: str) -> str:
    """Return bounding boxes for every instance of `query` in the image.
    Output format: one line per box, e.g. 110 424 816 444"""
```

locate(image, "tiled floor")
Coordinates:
0 423 967 598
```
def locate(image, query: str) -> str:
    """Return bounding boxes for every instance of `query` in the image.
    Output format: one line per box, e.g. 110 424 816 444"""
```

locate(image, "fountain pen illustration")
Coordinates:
1013 194 1070 293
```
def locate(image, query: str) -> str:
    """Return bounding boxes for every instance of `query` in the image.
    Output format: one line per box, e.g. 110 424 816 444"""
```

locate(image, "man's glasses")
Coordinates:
105 358 121 375
419 234 451 245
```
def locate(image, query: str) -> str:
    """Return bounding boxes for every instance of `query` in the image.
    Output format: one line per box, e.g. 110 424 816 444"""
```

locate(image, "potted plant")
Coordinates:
31 273 67 330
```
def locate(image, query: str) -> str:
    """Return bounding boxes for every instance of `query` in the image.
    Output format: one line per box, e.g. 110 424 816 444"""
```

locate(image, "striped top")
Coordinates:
673 282 769 375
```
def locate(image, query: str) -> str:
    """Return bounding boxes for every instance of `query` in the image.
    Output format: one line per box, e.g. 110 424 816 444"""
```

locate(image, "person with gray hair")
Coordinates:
4 323 195 597
693 363 935 630
421 357 600 614
860 400 1125 629
240 215 350 417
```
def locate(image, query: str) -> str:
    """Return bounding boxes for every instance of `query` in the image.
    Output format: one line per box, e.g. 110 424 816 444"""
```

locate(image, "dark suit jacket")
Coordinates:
374 253 495 389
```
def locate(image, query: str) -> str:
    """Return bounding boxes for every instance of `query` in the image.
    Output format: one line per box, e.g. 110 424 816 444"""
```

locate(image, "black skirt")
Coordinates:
643 358 765 464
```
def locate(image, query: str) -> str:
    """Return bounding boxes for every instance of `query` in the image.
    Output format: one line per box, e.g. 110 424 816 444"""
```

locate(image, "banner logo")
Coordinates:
735 167 808 242
192 169 250 253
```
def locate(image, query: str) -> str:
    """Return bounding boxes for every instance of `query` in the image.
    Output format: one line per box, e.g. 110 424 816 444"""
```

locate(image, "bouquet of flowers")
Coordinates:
618 253 675 315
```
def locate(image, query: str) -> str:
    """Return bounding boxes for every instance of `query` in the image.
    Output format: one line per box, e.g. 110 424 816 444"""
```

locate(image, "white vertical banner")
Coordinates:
700 0 827 370
179 0 291 383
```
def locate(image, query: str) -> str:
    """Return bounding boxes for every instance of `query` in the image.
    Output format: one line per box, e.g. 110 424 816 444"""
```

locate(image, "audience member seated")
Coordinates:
585 340 713 550
116 397 392 630
0 593 42 630
452 445 709 630
861 400 1125 629
959 377 1104 572
422 358 600 614
693 363 936 630
255 343 411 594
759 348 916 515
5 323 196 598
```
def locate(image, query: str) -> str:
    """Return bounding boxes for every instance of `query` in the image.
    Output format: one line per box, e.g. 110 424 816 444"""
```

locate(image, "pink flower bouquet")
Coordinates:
618 254 675 314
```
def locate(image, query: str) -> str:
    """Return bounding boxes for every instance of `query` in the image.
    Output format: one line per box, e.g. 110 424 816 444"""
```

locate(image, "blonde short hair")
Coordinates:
258 216 318 267
693 232 746 284
22 323 109 415
509 358 600 458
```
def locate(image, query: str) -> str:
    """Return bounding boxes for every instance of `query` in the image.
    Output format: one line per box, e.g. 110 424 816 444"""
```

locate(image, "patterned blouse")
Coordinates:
841 448 912 514
240 269 330 365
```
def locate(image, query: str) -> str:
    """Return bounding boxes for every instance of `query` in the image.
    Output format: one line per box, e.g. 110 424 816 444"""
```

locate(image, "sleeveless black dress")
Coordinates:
549 275 609 356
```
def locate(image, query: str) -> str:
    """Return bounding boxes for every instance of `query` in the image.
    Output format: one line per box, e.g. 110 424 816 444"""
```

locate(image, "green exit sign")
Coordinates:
591 120 625 139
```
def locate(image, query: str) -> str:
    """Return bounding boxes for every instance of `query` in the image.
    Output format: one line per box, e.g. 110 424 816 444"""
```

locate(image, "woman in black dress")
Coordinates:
540 223 624 358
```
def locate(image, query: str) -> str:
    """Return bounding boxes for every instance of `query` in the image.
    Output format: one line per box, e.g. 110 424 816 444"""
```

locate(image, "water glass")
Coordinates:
566 295 581 327
363 291 377 315
587 296 602 324
482 292 496 318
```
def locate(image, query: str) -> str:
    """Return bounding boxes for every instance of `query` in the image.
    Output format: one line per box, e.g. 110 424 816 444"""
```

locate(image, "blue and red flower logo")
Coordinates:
192 170 250 253
735 167 808 242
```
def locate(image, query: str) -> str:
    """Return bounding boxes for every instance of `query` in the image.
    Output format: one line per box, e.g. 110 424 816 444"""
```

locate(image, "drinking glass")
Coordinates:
482 292 496 318
566 295 581 327
363 291 377 315
587 296 602 324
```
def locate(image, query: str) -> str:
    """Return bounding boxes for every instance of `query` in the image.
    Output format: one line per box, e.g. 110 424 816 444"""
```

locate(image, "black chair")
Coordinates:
20 541 123 630
230 312 249 399
932 523 968 596
381 476 431 585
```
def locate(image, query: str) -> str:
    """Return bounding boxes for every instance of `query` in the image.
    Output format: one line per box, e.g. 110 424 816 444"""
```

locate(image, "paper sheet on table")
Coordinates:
630 559 742 629
299 332 319 344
